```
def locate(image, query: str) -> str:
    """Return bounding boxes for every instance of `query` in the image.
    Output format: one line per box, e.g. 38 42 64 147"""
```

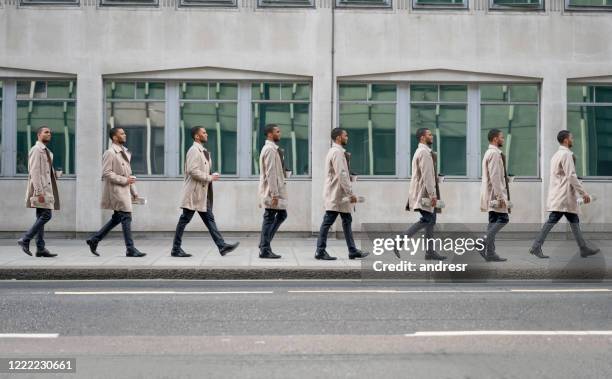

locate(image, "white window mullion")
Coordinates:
237 82 252 178
2 80 17 177
397 83 411 178
467 84 481 179
165 81 180 177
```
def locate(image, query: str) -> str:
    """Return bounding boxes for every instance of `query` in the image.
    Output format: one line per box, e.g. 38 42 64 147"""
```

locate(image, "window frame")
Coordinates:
565 0 612 11
567 83 612 180
178 0 237 7
19 0 80 5
99 0 159 7
335 0 392 8
337 82 399 178
488 0 544 11
412 0 469 10
257 0 315 8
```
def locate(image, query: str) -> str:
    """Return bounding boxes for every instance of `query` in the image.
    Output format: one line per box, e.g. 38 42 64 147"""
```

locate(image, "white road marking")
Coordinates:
510 289 611 293
54 291 274 295
289 289 611 294
0 333 59 338
405 331 612 337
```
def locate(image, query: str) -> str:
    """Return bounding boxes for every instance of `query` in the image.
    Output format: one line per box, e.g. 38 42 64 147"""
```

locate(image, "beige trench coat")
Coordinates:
25 141 60 210
546 146 587 214
480 145 509 214
407 143 437 213
180 142 213 212
258 140 288 210
323 143 353 213
100 143 139 213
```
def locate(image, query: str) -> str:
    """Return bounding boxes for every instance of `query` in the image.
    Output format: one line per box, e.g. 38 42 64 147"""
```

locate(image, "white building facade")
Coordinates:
1 0 611 233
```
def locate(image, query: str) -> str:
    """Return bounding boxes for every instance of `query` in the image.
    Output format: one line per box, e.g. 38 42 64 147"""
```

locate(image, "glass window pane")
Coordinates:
0 81 2 173
280 83 310 101
17 101 77 175
180 0 236 6
410 104 467 176
136 82 165 100
481 105 538 177
179 102 238 175
370 84 396 102
410 84 437 102
595 86 612 103
258 0 313 6
510 85 538 103
105 101 165 175
567 85 595 103
17 81 47 99
492 0 541 6
339 103 396 175
47 81 76 99
414 0 465 5
210 83 238 101
568 0 612 6
106 82 136 100
337 0 390 6
180 82 209 100
339 84 367 101
252 103 309 176
252 83 281 101
20 0 80 4
567 105 612 176
440 85 467 102
480 85 509 102
101 0 159 5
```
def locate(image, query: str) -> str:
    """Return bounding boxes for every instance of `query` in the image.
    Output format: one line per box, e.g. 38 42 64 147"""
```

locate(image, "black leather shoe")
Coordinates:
529 247 549 259
484 253 507 262
86 239 99 256
259 250 281 259
315 250 337 260
126 248 146 257
35 249 57 258
171 248 192 258
349 250 369 260
425 251 447 260
17 239 32 256
219 242 240 256
393 246 401 259
580 246 600 258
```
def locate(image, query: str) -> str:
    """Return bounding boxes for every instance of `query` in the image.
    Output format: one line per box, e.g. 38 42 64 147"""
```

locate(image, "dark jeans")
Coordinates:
547 211 579 224
22 208 52 250
172 207 226 251
259 209 288 252
89 211 134 250
532 211 582 250
485 211 510 253
316 211 357 253
402 210 437 253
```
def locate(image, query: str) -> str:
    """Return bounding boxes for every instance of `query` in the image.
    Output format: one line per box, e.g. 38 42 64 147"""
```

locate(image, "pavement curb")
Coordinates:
1 267 611 280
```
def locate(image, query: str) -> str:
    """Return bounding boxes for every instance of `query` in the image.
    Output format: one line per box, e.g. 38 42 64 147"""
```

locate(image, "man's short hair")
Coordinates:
265 124 279 136
36 125 50 136
416 128 430 141
557 130 571 144
331 127 346 141
488 128 503 142
109 127 123 140
191 126 204 140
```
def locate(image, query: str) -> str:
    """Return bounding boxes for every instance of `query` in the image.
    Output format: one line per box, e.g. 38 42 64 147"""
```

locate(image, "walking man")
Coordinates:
86 127 146 257
396 128 446 260
479 128 509 262
315 128 369 261
170 126 239 257
17 126 60 257
529 130 599 258
258 124 288 259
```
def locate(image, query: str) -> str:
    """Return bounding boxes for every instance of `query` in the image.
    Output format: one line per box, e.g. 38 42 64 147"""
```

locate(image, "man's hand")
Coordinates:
350 195 358 204
583 194 591 204
431 197 437 208
127 176 136 185
38 195 45 204
212 173 220 182
271 197 279 208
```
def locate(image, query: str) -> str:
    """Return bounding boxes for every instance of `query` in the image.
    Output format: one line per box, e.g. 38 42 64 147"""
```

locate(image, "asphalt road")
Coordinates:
0 280 611 378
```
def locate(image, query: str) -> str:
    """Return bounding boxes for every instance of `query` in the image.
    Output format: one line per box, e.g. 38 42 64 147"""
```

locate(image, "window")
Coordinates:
480 84 539 177
410 84 468 176
179 0 236 6
413 0 468 9
100 0 158 6
566 0 612 9
179 82 238 175
0 81 2 174
16 80 77 176
105 81 165 176
338 84 396 176
251 83 310 176
258 0 314 7
20 0 80 5
336 0 392 7
490 0 542 9
567 84 612 177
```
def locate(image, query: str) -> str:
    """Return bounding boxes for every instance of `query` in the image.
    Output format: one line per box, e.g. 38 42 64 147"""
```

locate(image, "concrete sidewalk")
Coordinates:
0 236 610 280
